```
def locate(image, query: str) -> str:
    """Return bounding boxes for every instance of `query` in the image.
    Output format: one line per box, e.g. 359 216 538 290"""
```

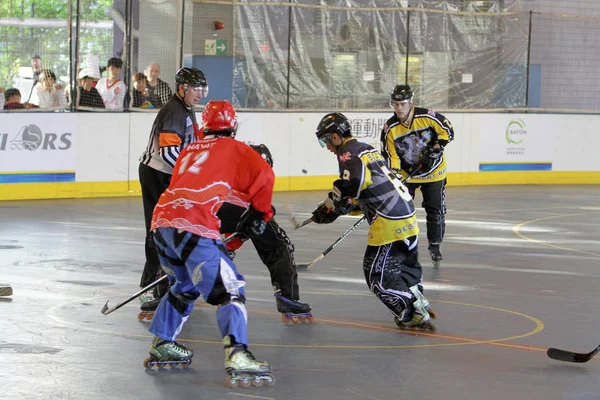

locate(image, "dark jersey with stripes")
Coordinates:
380 107 454 182
139 94 198 174
335 138 419 246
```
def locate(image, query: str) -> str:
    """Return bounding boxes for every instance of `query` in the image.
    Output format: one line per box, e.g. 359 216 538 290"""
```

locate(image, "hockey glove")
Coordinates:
235 206 268 239
417 146 443 175
331 185 355 215
311 195 339 224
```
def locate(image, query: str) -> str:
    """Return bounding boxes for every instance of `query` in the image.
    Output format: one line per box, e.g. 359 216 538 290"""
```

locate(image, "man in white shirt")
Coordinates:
96 57 127 110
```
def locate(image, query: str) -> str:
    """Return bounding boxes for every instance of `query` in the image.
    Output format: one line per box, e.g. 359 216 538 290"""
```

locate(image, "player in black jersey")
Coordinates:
311 112 436 331
380 84 454 268
138 67 208 301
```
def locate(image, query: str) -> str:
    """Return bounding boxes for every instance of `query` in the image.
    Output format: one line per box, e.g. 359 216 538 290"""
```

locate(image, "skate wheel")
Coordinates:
428 309 438 320
265 375 276 387
290 315 299 324
226 376 239 388
305 314 315 323
240 378 252 388
143 357 154 368
137 313 145 321
251 377 264 387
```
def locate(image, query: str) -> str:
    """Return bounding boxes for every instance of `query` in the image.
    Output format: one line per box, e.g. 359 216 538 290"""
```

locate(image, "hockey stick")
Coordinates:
296 216 366 271
547 344 600 363
283 198 313 230
101 233 238 315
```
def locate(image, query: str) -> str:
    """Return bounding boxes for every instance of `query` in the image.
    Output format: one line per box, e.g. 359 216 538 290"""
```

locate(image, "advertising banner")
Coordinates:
479 115 552 171
0 113 77 183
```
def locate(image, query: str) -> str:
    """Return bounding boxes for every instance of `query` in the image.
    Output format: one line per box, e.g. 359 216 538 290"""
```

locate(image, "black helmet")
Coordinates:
315 113 352 147
250 144 273 167
175 67 208 96
390 84 413 102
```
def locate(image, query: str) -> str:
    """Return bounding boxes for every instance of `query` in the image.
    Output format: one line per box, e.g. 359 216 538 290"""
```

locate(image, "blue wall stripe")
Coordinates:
479 163 552 172
0 172 76 184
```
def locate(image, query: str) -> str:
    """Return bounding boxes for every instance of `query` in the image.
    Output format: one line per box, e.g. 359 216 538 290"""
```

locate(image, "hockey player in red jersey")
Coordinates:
144 100 275 387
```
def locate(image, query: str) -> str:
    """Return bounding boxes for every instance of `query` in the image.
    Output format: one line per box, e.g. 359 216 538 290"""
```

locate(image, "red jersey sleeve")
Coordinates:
236 144 275 221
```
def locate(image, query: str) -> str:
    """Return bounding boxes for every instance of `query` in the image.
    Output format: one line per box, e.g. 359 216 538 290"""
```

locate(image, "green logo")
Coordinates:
506 119 526 145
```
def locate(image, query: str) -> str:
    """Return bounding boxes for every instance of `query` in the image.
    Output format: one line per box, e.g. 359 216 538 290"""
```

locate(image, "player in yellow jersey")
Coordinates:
311 112 436 331
380 84 455 268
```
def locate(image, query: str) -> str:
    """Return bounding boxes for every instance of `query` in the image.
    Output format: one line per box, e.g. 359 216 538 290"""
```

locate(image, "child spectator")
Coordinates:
131 72 155 109
76 69 105 108
96 57 127 109
29 69 67 109
4 88 39 110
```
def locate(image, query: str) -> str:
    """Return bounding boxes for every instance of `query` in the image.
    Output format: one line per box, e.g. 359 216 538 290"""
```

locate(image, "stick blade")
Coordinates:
547 346 600 363
100 300 111 315
296 262 312 271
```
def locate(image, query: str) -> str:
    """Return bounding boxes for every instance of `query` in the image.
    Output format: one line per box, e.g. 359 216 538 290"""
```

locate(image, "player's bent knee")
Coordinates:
167 291 200 314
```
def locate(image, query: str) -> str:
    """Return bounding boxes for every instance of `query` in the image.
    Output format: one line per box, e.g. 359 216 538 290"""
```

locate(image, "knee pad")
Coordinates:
425 213 444 225
167 291 200 314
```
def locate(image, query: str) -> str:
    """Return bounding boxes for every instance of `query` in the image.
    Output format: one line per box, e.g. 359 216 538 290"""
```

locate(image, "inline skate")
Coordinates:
224 336 275 388
143 336 193 368
275 293 313 324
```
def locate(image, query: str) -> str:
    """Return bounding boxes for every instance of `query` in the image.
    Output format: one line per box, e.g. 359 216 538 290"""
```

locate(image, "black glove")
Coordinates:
235 207 267 239
332 182 355 215
417 146 443 175
312 196 339 224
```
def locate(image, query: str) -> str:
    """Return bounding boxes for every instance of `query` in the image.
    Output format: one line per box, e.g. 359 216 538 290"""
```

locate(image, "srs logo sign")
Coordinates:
0 124 72 151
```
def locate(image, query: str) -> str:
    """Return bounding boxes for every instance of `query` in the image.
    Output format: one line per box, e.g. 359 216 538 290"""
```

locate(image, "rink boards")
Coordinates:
0 110 599 201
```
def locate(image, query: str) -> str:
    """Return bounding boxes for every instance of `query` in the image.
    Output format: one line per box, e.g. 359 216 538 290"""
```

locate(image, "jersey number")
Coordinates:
381 165 412 202
178 150 209 175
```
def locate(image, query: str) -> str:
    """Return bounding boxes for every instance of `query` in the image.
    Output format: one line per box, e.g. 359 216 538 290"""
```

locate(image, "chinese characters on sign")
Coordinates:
350 117 387 140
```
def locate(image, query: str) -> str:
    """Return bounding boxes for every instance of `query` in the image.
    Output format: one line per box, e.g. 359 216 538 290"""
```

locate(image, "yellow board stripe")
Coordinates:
2 171 600 201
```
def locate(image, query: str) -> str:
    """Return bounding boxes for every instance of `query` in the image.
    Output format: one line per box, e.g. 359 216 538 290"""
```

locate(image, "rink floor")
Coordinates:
1 186 600 400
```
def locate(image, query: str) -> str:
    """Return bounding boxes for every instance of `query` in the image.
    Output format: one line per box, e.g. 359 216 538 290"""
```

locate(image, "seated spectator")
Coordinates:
3 88 39 110
130 72 155 109
96 57 127 110
29 69 67 109
76 69 105 108
144 62 172 108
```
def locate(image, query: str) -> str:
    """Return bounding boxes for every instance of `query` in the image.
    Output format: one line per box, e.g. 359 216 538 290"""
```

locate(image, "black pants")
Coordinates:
139 163 171 288
218 203 300 300
405 179 446 245
363 237 422 318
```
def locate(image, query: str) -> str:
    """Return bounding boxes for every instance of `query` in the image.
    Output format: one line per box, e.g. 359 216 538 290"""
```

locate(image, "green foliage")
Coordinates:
0 0 114 87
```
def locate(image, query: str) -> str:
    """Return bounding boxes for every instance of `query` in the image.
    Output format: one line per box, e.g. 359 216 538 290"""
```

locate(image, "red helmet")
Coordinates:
202 100 238 136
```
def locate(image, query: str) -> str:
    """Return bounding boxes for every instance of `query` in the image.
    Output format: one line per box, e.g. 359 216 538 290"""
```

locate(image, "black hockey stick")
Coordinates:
547 344 600 363
101 233 238 315
296 216 366 271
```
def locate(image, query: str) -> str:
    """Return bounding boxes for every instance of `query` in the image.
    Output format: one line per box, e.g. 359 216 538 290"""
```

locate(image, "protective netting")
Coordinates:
2 0 600 112
233 1 531 110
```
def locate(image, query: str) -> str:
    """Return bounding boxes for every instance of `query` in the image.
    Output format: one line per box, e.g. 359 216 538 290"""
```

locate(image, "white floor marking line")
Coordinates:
228 393 275 400
301 274 474 291
440 263 583 276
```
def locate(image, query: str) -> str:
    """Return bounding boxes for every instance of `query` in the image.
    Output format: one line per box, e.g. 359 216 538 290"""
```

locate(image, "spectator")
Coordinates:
3 88 39 110
144 62 172 108
131 72 154 109
75 69 105 108
96 57 127 110
29 69 67 110
25 55 43 102
0 86 4 110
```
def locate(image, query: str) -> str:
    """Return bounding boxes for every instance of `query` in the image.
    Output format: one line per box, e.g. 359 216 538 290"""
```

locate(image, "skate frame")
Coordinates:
296 216 366 271
547 344 600 363
100 233 238 315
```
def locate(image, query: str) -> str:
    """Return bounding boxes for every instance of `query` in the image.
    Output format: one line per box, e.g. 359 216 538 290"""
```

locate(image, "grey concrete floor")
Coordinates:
1 186 600 400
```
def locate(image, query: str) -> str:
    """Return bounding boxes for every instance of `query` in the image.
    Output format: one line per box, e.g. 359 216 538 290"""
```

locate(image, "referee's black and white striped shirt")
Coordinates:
139 94 198 174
